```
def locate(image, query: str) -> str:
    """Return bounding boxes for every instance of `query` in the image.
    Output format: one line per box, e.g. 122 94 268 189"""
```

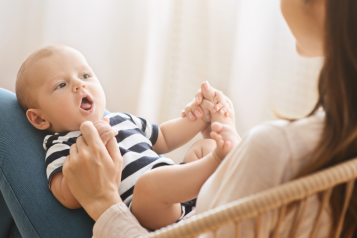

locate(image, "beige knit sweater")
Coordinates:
93 111 331 238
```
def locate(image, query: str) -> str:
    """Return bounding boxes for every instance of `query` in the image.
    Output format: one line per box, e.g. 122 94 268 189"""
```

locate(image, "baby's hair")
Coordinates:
16 45 68 112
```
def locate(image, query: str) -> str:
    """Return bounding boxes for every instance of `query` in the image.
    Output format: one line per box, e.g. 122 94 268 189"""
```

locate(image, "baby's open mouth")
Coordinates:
80 96 93 111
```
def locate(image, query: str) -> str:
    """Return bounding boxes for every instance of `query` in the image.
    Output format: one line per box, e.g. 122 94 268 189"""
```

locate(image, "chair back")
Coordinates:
145 158 357 238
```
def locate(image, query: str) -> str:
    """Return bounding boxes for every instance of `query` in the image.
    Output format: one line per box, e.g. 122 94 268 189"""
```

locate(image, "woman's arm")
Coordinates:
93 203 148 238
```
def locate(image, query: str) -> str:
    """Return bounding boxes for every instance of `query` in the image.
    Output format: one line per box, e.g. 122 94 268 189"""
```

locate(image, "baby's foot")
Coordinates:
210 122 241 161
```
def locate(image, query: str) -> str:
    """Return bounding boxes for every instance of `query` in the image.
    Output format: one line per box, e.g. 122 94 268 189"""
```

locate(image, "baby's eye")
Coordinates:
81 74 90 79
55 83 66 90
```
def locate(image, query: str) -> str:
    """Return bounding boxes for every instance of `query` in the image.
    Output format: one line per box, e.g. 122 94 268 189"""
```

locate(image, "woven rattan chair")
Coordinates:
145 158 357 238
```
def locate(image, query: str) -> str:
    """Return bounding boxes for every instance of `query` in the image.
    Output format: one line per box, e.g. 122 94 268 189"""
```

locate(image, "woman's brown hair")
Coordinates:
297 0 357 237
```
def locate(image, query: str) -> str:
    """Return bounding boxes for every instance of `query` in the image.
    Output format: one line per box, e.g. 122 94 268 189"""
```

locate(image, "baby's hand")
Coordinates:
210 122 241 161
182 81 233 122
93 118 118 145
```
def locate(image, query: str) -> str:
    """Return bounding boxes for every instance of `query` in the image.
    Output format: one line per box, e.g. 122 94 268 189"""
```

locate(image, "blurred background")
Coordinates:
0 0 322 163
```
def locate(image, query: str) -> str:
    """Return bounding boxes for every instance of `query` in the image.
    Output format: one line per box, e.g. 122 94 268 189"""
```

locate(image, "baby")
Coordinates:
15 45 240 230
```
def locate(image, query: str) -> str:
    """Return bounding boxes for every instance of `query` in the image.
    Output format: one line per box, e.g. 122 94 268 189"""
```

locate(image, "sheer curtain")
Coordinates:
0 0 322 163
137 0 322 161
0 0 153 113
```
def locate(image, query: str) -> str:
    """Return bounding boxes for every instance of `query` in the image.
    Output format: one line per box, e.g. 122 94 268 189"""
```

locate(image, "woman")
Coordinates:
63 0 357 237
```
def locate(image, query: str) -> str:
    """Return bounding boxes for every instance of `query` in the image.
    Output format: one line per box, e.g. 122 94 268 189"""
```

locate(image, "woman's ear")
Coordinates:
26 109 50 130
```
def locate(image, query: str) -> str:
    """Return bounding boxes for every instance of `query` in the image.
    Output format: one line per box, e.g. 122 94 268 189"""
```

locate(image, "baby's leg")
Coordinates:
183 139 216 163
131 127 239 230
131 150 220 230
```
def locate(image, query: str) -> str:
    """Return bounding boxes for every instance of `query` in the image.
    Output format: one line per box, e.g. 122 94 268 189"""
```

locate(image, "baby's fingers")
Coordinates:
100 131 118 145
181 110 187 118
103 117 110 124
184 100 203 121
194 89 203 105
214 91 230 117
94 120 118 144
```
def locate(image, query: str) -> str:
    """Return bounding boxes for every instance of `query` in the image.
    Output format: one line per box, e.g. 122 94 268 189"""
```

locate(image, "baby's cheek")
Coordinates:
55 104 79 129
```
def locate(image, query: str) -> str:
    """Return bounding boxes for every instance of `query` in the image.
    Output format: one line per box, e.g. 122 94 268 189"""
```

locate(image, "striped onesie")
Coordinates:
43 112 175 206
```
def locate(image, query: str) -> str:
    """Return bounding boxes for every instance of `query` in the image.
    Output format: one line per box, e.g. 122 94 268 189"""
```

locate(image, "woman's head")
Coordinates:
285 0 357 237
280 0 326 58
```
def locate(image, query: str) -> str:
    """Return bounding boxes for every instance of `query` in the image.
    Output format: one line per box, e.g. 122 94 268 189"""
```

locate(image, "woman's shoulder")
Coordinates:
241 109 325 169
248 109 324 139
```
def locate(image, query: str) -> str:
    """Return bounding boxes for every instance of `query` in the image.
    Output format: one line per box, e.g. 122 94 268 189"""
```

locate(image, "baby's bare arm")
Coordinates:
153 117 208 155
51 171 81 209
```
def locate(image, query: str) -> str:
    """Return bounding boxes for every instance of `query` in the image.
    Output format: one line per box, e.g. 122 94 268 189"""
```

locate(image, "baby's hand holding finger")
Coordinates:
102 117 110 124
94 119 118 145
183 98 204 121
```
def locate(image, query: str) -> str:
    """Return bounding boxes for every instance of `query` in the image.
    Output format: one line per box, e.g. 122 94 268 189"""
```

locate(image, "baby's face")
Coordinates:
29 48 106 132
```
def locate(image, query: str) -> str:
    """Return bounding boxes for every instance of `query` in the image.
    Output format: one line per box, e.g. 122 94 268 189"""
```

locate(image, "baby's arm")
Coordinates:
51 171 81 209
153 83 234 154
153 117 209 154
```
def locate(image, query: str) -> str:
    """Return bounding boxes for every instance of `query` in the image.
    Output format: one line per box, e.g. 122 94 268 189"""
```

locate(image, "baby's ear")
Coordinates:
26 109 50 130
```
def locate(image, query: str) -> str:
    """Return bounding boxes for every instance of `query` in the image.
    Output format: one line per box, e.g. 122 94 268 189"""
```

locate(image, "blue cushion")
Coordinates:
0 88 109 238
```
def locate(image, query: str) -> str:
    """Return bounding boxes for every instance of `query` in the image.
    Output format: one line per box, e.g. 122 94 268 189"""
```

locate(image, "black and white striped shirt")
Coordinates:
43 112 175 205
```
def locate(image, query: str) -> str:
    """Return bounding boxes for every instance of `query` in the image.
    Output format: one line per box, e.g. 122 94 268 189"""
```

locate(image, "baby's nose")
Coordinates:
73 84 87 92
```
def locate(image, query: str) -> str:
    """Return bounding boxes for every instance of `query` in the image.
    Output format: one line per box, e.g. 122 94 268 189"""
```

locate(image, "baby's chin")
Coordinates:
53 118 103 133
80 113 106 127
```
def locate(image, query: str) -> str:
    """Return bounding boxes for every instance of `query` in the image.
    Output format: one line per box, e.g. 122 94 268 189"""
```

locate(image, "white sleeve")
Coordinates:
93 203 149 238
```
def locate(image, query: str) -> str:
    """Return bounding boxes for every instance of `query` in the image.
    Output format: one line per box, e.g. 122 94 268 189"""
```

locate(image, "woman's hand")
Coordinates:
182 81 233 123
62 121 123 221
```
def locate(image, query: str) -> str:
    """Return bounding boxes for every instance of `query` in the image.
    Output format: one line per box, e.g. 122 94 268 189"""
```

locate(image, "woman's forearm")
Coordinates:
83 194 123 221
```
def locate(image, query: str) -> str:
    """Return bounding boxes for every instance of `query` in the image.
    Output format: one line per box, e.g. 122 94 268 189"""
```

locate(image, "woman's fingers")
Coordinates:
201 81 216 103
106 137 122 187
106 137 121 160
